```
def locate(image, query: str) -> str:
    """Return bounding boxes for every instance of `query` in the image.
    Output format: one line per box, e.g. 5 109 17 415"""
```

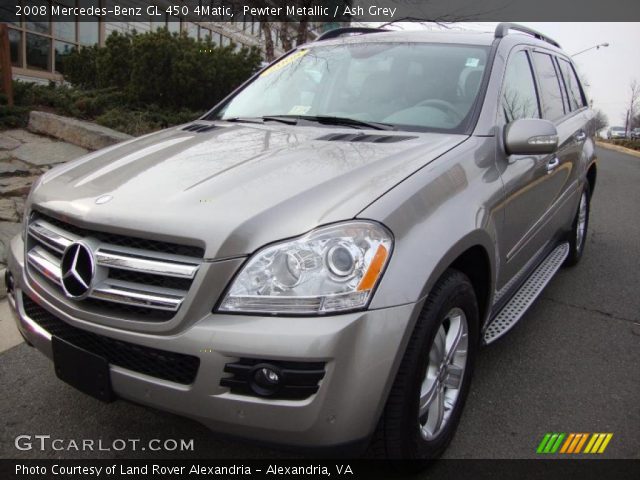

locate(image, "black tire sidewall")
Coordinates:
388 271 479 459
565 183 591 266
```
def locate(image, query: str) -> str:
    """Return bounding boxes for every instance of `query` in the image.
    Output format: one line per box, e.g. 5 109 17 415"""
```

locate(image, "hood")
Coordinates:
32 122 467 258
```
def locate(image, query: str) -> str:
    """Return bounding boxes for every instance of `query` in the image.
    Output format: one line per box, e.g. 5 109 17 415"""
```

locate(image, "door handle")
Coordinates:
575 131 587 142
546 157 560 173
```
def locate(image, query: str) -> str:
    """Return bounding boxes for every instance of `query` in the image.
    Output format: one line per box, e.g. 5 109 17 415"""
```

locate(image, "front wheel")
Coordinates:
564 184 591 267
371 269 479 460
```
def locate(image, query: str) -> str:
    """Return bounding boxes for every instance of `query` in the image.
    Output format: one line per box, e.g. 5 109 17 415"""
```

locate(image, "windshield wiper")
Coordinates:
223 115 395 130
223 116 298 125
292 115 396 131
223 117 263 124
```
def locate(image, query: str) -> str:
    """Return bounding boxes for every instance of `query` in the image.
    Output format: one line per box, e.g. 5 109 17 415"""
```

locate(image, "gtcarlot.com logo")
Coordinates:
14 435 194 452
536 433 613 454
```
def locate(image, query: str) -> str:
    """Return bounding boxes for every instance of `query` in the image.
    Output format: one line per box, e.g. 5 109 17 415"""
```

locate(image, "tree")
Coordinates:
624 79 640 134
259 20 327 62
592 109 608 131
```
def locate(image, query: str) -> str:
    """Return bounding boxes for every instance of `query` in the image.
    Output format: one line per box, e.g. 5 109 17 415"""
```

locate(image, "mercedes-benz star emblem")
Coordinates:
60 242 95 299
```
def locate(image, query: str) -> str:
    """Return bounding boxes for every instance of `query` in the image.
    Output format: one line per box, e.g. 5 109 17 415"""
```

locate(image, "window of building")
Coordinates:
167 19 180 34
54 18 76 43
78 20 99 44
151 13 168 31
26 33 51 71
54 40 75 74
532 52 566 121
186 22 198 40
501 50 540 123
26 3 51 35
8 0 100 76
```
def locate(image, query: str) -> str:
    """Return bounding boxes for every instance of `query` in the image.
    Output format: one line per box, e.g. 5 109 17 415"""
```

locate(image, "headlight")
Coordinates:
218 221 393 315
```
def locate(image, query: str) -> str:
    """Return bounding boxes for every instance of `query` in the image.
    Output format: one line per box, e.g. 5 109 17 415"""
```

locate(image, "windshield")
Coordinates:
206 42 490 132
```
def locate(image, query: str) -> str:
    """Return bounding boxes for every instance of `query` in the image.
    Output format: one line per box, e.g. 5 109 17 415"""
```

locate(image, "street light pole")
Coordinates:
571 43 610 58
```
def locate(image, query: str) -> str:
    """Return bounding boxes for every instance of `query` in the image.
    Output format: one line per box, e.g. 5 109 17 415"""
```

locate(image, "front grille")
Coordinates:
23 295 200 384
221 358 326 400
25 210 203 322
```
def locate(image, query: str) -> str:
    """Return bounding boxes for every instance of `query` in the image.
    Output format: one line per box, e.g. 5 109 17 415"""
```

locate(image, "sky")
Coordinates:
516 22 639 127
363 22 640 128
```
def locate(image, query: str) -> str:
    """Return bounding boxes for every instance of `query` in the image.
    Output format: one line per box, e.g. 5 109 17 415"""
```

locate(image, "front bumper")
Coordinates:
6 233 420 448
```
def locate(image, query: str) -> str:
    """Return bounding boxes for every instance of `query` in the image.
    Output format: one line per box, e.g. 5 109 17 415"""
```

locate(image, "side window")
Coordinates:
501 50 540 123
531 52 566 121
557 58 587 111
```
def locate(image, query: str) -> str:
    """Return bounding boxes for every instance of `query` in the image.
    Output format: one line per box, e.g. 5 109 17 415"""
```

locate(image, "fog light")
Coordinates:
249 364 283 397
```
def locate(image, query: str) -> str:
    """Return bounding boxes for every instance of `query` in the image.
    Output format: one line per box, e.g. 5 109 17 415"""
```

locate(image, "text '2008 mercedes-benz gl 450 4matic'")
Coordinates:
6 24 596 459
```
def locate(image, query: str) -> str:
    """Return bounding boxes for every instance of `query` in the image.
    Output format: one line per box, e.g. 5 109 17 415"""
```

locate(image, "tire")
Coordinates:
371 269 479 460
564 183 591 267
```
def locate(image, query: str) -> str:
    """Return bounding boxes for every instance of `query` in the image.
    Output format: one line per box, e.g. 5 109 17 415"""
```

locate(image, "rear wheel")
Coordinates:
564 184 591 267
371 269 479 460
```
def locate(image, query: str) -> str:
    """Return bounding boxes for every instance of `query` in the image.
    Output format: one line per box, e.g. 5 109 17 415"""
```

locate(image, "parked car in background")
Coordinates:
6 23 597 461
608 126 627 139
630 127 640 139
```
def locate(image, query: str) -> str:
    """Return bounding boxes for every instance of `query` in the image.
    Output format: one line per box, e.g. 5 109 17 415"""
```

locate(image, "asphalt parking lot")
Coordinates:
0 146 638 460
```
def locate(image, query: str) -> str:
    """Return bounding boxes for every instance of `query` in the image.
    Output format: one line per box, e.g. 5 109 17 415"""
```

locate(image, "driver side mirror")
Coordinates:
504 118 558 155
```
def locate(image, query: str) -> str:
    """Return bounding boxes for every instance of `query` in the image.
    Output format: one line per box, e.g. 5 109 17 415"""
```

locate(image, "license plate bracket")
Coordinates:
52 336 115 402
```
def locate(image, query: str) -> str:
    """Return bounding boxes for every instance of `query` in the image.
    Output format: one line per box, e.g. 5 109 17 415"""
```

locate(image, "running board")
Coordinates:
483 243 569 344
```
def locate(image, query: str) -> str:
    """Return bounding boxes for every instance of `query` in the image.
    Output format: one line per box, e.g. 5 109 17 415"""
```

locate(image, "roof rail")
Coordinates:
494 23 561 49
316 27 387 42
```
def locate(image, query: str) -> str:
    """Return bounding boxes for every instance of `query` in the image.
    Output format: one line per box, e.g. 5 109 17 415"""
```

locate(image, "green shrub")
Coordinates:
62 45 98 89
0 105 31 128
63 29 261 111
95 107 201 136
96 32 134 90
5 29 259 135
611 139 640 151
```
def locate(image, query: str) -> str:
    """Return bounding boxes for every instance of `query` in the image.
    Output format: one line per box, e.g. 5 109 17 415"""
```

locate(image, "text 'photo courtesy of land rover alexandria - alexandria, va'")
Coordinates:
6 23 597 461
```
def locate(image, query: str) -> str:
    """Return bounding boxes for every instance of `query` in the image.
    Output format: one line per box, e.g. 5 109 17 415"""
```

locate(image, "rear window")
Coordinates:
557 58 586 111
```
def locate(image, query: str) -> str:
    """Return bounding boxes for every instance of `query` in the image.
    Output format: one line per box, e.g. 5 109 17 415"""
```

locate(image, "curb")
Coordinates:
595 141 640 159
27 111 133 151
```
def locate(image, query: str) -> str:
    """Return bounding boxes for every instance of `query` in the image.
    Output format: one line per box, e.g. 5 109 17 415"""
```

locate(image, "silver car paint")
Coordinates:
8 30 596 447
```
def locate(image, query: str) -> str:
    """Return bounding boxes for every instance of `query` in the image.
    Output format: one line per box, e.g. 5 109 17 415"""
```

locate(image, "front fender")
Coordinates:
359 136 501 323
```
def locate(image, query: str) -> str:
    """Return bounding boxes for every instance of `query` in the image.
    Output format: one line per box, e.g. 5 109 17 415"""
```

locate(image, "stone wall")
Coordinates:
0 129 89 296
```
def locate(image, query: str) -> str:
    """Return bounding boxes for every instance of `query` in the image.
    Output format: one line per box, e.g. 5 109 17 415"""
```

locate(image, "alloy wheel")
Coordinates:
419 307 469 440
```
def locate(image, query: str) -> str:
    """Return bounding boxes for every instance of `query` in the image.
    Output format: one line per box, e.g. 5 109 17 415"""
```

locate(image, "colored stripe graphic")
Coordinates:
559 433 575 453
584 433 598 453
537 433 552 453
538 433 613 454
584 433 613 454
537 433 565 453
574 433 589 453
550 433 565 453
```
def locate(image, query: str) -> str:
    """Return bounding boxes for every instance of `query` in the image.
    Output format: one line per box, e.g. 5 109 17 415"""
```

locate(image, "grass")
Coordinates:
600 138 640 152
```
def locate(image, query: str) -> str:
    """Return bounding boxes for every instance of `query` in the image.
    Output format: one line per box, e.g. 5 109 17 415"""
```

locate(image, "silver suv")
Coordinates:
7 24 596 460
